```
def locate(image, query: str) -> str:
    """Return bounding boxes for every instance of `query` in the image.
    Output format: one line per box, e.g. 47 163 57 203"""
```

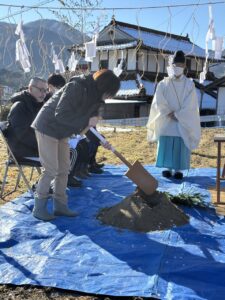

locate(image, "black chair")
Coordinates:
0 121 41 199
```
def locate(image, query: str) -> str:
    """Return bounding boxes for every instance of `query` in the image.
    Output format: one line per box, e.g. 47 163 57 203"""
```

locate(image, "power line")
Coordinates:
0 0 54 21
0 1 224 11
179 0 200 36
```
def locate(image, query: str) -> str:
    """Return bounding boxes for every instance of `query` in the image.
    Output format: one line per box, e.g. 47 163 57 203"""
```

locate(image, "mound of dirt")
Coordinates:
97 189 189 232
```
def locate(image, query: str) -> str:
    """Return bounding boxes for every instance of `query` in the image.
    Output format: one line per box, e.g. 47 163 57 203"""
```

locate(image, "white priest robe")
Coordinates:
147 75 201 151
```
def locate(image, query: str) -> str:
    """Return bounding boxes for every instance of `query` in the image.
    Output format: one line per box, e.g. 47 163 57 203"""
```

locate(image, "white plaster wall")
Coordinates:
117 49 126 59
127 49 136 70
99 51 108 60
148 51 157 72
138 50 147 72
157 54 165 73
197 59 203 72
108 51 118 70
91 52 99 71
217 87 225 114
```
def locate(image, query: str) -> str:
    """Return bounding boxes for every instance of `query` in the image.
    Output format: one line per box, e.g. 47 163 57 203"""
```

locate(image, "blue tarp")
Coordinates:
1 166 225 300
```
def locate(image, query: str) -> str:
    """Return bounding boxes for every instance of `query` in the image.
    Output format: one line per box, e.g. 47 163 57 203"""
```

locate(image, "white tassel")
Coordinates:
68 52 78 72
15 21 31 73
84 34 97 62
51 43 65 73
113 50 124 77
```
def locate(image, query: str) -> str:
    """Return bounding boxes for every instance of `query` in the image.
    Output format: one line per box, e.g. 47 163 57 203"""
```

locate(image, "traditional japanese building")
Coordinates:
71 18 219 119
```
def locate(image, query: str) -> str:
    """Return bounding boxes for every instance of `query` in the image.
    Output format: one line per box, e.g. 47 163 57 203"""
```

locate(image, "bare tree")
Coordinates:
52 0 107 43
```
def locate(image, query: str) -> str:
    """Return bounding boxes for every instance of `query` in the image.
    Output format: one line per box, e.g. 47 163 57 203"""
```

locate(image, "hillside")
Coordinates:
0 19 89 87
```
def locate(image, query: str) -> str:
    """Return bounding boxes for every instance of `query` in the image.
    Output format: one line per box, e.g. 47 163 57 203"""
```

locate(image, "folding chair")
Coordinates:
0 121 41 199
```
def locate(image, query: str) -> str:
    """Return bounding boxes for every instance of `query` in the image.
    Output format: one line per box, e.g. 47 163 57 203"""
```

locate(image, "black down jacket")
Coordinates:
6 91 43 159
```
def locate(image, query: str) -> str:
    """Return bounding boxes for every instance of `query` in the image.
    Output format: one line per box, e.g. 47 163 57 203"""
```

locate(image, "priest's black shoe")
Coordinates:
174 172 183 180
162 170 172 178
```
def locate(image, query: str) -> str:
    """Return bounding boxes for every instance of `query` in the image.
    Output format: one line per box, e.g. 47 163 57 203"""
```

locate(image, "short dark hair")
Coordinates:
47 73 66 88
93 69 120 98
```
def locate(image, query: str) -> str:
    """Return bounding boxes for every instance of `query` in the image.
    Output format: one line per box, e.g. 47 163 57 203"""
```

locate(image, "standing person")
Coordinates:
146 50 201 180
6 77 48 160
47 73 82 188
32 69 120 221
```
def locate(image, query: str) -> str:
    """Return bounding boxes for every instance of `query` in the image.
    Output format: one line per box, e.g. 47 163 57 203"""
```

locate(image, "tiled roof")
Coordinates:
196 88 216 109
116 78 217 103
142 80 156 96
116 80 140 96
76 41 137 52
194 79 213 86
96 41 137 51
117 24 206 58
116 79 156 97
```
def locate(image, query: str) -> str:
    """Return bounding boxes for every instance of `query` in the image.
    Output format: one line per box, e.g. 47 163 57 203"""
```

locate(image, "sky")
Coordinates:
0 0 224 48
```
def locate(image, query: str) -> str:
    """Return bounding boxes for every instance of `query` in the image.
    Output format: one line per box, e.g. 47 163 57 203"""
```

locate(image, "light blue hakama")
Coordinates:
156 136 190 170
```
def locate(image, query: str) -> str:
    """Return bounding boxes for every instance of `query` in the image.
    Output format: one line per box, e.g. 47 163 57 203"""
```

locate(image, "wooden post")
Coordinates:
217 140 221 203
214 135 225 204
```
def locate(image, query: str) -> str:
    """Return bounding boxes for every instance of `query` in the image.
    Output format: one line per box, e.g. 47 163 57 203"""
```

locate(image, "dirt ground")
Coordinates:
0 126 224 299
0 284 154 300
97 189 189 232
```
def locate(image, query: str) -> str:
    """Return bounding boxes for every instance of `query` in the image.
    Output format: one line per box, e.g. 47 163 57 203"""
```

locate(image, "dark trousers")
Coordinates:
69 139 89 177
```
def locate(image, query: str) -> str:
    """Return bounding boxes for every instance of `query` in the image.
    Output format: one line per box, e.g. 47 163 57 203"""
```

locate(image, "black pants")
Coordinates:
69 139 89 177
86 129 101 166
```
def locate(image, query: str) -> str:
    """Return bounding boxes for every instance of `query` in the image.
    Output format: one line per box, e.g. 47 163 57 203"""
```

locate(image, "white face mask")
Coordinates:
173 66 184 77
167 66 184 77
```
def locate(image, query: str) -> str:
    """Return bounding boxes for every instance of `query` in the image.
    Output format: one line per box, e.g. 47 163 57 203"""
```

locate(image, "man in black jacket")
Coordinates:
6 77 48 160
7 75 82 189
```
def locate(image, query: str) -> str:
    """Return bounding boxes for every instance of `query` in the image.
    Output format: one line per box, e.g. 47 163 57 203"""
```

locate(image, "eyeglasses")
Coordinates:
32 85 48 94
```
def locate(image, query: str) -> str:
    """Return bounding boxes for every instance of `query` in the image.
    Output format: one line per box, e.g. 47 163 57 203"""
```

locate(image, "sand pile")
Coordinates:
97 189 189 232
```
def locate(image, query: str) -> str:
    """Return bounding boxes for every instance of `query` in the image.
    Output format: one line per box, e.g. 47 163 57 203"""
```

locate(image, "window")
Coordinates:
99 60 108 69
